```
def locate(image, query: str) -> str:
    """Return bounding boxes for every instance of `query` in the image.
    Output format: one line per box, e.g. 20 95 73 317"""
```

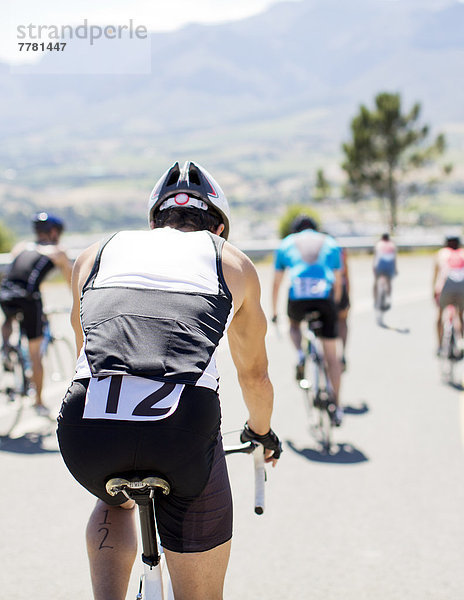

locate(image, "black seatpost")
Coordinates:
135 495 160 568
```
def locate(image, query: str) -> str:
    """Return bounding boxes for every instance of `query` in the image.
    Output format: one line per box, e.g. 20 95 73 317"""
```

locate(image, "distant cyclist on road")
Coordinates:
57 161 281 600
0 212 72 414
433 234 464 355
373 232 397 308
271 214 343 425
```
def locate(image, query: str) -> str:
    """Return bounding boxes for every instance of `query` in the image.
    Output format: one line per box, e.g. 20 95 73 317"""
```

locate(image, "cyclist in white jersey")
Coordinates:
373 233 397 306
57 161 281 600
433 235 464 354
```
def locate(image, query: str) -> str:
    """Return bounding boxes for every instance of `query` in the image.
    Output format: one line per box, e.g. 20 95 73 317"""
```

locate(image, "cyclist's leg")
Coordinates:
86 499 138 600
436 305 445 351
315 299 341 405
165 541 231 600
22 297 46 407
28 337 44 405
321 337 341 404
337 307 349 366
437 285 453 352
287 299 307 378
373 271 380 304
289 318 303 353
1 300 16 350
456 290 464 336
384 274 392 297
1 315 13 348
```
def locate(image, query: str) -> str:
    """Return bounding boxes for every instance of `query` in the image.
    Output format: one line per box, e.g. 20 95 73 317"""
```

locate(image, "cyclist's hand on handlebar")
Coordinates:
240 423 282 466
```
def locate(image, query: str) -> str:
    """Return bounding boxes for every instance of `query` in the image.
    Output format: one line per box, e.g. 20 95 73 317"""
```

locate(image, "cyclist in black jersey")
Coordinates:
57 162 281 600
0 212 72 413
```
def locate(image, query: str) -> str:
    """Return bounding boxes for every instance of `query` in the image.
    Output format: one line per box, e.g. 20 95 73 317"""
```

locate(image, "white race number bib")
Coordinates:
293 277 329 299
83 375 184 421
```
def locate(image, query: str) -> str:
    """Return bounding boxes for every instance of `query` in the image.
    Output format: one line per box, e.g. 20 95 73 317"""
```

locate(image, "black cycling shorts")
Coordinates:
57 379 233 553
0 296 44 340
287 298 338 339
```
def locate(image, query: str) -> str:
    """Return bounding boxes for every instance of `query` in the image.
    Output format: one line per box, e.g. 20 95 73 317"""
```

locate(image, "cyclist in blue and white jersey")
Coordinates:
271 215 343 424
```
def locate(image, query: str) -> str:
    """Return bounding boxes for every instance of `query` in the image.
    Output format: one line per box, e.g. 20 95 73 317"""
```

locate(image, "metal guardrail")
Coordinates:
236 236 444 260
0 236 444 274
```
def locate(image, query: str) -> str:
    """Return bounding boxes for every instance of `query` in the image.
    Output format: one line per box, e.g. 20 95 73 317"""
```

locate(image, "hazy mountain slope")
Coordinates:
1 0 463 142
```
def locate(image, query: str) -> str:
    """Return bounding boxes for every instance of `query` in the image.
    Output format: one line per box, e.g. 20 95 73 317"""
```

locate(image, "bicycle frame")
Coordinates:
106 441 265 600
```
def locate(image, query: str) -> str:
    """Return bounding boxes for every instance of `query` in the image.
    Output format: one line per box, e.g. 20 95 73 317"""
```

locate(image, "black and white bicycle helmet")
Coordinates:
148 161 231 239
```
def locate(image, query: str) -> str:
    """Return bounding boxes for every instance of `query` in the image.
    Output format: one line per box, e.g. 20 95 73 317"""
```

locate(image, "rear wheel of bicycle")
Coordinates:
441 325 457 383
316 392 333 454
0 346 28 437
43 336 75 383
375 277 390 325
305 359 333 453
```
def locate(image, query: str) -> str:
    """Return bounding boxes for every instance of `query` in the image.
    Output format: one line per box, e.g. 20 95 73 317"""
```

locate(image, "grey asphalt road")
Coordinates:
1 254 463 599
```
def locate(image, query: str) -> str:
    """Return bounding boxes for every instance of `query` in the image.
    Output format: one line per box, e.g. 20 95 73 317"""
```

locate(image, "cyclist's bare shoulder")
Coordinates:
10 241 28 257
72 242 100 293
42 243 71 267
222 241 260 312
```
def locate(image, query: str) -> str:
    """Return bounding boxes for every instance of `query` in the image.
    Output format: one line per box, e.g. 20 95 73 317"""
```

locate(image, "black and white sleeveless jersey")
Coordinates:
74 228 234 391
0 244 54 300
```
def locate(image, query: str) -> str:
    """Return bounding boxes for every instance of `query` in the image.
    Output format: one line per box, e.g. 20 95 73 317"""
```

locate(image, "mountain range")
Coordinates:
0 0 463 240
2 0 463 142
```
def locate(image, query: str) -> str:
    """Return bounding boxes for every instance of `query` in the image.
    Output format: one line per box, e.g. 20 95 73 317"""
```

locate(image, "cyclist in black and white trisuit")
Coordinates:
0 212 72 414
57 161 281 600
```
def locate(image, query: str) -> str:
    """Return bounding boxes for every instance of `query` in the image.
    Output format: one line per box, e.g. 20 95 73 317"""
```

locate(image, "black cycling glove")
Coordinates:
240 423 282 459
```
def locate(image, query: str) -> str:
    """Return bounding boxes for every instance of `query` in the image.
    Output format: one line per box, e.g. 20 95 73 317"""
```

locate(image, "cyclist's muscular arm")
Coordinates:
271 269 285 319
432 257 440 301
223 246 274 437
53 249 73 286
70 243 100 355
10 241 27 258
333 269 343 305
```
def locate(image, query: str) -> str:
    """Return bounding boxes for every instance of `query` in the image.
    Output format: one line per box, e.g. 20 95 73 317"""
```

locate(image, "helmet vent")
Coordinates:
188 164 202 186
166 163 181 186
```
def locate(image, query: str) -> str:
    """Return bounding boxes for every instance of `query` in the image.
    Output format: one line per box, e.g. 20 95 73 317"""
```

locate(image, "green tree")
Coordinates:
278 204 320 239
0 220 15 253
341 92 446 232
314 168 331 202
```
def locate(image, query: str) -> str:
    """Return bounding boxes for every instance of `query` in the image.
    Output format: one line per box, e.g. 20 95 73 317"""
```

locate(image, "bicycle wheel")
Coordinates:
375 277 390 325
440 320 456 383
0 346 28 437
305 358 333 453
43 335 75 383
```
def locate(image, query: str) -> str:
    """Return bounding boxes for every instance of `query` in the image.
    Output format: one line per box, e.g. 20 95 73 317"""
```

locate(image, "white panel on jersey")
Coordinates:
93 228 220 294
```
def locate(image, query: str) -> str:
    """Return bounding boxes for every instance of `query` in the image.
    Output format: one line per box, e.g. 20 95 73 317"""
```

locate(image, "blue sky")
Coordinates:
3 0 299 63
